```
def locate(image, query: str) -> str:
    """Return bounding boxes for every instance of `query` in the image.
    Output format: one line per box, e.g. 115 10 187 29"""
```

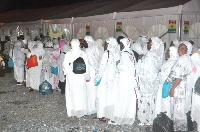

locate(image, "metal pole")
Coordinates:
178 14 182 41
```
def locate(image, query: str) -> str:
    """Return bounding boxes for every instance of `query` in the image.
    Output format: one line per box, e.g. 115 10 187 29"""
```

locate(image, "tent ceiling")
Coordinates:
0 0 193 23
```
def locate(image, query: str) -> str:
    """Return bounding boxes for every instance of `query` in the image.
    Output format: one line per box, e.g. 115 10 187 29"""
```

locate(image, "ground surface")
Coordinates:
0 70 154 132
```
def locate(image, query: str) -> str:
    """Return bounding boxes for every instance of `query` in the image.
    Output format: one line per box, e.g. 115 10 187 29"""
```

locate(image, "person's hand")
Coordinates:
138 55 144 60
169 88 174 97
86 79 90 82
28 49 31 52
39 56 42 60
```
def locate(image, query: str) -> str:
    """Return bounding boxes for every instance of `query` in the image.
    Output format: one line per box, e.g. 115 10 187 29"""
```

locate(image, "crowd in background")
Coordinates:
0 33 200 132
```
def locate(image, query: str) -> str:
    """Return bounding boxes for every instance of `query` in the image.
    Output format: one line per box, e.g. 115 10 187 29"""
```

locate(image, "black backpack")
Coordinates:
73 57 86 74
152 112 174 132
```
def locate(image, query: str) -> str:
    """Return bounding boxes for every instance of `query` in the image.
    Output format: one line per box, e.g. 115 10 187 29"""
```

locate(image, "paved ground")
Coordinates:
0 70 153 132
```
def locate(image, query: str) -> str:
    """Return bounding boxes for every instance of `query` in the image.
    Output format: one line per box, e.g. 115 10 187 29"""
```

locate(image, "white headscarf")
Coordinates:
173 39 180 48
150 37 164 57
71 39 82 60
84 36 100 69
106 37 118 51
120 38 132 52
28 41 36 50
35 41 45 56
169 46 179 60
96 39 104 51
131 42 143 55
106 37 121 62
181 41 193 55
84 35 95 48
136 35 148 49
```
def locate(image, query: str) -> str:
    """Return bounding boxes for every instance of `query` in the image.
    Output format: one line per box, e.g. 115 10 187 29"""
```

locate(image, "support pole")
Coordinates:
178 14 182 41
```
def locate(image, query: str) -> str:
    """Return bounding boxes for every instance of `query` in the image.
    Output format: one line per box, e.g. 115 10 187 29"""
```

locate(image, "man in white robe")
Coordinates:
63 39 90 118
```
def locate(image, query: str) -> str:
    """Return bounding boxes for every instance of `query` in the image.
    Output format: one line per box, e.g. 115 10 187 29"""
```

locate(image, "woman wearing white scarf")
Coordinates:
136 35 148 55
11 41 25 85
169 41 193 131
28 41 45 91
137 37 164 125
111 38 137 125
84 36 101 115
95 37 119 121
63 39 90 118
191 51 200 132
154 46 179 119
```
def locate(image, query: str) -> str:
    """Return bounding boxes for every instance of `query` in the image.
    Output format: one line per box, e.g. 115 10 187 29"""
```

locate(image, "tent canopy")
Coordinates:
0 0 197 23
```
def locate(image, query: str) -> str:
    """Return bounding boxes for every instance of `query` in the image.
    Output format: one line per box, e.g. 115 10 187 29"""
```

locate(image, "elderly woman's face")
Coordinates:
147 39 152 50
178 44 188 56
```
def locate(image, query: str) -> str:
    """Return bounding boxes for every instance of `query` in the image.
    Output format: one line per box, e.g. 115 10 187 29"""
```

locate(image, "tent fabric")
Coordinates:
0 0 197 24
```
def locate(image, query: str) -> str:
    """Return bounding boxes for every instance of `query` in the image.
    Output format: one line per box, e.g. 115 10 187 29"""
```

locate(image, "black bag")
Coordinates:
152 112 174 132
194 77 200 96
73 57 86 74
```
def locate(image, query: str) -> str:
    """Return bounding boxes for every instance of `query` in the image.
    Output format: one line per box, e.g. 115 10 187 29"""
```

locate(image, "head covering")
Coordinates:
169 46 179 60
14 41 22 48
71 39 81 58
181 41 193 55
28 41 36 50
150 37 164 56
96 39 104 49
136 35 148 49
84 36 95 48
172 39 180 48
106 37 118 51
59 40 66 53
131 42 143 55
191 52 200 71
120 38 132 52
35 41 45 56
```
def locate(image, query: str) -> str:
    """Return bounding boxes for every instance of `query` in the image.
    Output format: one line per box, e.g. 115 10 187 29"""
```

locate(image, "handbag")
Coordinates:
162 78 172 98
8 59 14 68
153 112 174 132
26 55 38 68
51 66 58 74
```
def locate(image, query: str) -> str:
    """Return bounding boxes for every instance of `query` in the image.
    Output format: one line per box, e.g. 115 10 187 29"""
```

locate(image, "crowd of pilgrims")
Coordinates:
2 34 200 132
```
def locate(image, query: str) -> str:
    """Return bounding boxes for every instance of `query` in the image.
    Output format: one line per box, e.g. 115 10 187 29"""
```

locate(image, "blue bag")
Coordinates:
51 67 58 74
39 80 53 95
162 80 172 98
8 59 14 68
96 77 102 86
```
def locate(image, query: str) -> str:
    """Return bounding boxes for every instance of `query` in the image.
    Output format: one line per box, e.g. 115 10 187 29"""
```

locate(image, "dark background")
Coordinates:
0 0 95 13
